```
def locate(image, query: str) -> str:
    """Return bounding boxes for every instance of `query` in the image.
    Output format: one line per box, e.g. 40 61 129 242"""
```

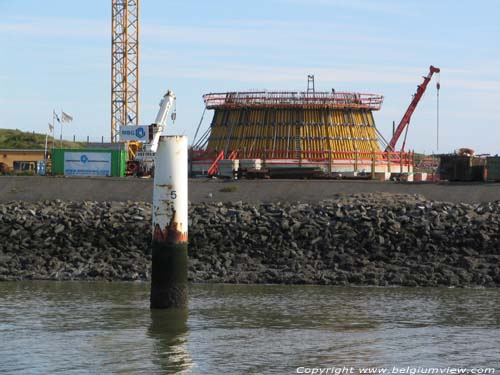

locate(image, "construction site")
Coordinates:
103 2 500 182
1 1 499 184
2 3 500 373
191 87 412 180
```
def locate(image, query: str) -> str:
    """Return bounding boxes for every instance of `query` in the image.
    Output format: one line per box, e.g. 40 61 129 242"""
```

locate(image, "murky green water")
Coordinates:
0 282 499 374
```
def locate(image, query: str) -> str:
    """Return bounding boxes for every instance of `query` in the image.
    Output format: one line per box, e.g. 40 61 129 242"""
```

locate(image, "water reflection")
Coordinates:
1 283 499 373
148 308 193 374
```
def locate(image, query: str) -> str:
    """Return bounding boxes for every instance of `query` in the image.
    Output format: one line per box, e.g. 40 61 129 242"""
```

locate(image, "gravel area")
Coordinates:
2 176 500 204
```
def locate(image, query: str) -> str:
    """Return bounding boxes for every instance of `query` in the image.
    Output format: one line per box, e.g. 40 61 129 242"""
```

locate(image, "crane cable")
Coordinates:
402 71 441 153
401 93 415 152
192 107 207 148
436 72 441 151
171 97 177 123
401 119 410 152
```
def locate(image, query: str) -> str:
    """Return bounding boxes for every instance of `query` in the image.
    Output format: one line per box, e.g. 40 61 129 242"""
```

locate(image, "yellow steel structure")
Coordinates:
111 0 139 146
203 91 384 161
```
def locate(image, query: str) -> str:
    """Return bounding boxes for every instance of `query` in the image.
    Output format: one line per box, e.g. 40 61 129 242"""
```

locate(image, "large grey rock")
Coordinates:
0 194 499 286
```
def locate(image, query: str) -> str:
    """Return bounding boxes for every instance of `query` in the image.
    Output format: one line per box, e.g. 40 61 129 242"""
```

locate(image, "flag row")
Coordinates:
48 110 73 132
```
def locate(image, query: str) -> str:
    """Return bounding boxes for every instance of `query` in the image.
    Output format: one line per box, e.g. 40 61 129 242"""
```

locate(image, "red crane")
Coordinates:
385 65 440 152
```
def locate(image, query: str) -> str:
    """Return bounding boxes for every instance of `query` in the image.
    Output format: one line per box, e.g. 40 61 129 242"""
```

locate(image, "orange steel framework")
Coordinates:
111 0 140 143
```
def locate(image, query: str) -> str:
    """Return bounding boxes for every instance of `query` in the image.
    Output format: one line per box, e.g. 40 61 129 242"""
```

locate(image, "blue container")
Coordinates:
36 161 46 175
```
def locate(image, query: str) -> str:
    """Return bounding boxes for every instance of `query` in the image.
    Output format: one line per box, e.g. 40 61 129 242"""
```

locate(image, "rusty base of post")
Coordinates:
150 242 188 309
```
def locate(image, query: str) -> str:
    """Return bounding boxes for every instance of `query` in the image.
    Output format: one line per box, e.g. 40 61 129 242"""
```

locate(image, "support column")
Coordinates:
371 151 376 179
151 136 188 309
328 150 333 174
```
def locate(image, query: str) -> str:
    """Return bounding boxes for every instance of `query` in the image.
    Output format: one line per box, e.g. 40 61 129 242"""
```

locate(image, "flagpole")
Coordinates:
60 110 63 148
44 126 49 160
52 110 56 150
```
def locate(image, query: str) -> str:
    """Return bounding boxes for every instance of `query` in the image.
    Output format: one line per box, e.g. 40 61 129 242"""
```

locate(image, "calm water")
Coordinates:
0 282 499 374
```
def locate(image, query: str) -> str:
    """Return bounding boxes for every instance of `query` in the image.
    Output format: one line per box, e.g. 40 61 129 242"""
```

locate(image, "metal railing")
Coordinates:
203 91 384 110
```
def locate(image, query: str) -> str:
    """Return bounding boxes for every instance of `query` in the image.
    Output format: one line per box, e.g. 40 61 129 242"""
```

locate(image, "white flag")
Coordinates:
48 122 54 132
61 111 73 123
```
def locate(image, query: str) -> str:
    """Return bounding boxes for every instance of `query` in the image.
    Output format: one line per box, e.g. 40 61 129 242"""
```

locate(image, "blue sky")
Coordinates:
1 0 499 153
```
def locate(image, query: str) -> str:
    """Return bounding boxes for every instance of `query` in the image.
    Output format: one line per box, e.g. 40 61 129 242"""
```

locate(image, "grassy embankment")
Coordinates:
0 128 85 149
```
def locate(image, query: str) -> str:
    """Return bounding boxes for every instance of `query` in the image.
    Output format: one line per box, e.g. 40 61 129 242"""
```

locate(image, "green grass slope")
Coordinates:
0 129 85 149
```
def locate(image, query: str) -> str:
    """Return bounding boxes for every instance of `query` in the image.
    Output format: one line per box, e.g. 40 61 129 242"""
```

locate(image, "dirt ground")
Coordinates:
1 176 500 204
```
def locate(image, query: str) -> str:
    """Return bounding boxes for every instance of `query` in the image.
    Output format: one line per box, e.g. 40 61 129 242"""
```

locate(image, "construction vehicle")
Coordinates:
386 65 440 152
124 90 176 176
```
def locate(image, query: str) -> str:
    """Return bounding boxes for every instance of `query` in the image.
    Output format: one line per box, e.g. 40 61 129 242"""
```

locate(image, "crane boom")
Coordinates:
124 90 175 176
147 90 176 153
385 65 440 152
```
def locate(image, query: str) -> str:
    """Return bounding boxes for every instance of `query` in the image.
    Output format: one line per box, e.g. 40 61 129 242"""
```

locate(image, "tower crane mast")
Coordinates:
386 65 440 152
111 0 140 144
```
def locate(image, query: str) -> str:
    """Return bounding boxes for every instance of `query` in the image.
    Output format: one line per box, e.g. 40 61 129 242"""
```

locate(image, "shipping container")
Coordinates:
439 155 486 181
486 157 500 181
51 148 127 177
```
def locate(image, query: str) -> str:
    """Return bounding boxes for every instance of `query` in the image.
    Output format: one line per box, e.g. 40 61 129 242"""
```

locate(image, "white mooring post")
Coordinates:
150 135 188 309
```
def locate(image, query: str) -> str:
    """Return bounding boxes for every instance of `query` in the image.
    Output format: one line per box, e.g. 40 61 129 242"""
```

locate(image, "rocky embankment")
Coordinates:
1 194 499 287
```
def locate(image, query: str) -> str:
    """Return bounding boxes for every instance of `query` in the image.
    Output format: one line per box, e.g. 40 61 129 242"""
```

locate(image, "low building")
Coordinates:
0 149 46 172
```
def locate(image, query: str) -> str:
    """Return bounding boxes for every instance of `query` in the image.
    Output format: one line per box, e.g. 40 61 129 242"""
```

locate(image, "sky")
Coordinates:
0 0 499 154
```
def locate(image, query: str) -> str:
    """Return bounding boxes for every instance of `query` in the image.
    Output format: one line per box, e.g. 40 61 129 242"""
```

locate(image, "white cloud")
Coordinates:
143 62 500 93
142 20 398 47
274 0 413 15
1 14 426 60
445 78 500 92
0 16 107 38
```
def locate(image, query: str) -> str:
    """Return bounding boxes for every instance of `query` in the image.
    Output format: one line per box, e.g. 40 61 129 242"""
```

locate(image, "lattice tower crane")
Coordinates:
111 0 140 152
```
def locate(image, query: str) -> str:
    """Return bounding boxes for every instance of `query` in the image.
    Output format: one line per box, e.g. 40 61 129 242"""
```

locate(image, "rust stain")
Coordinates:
153 209 188 244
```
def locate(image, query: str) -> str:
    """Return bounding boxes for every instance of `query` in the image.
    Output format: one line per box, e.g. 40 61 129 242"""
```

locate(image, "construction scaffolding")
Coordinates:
202 91 384 160
192 90 414 178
